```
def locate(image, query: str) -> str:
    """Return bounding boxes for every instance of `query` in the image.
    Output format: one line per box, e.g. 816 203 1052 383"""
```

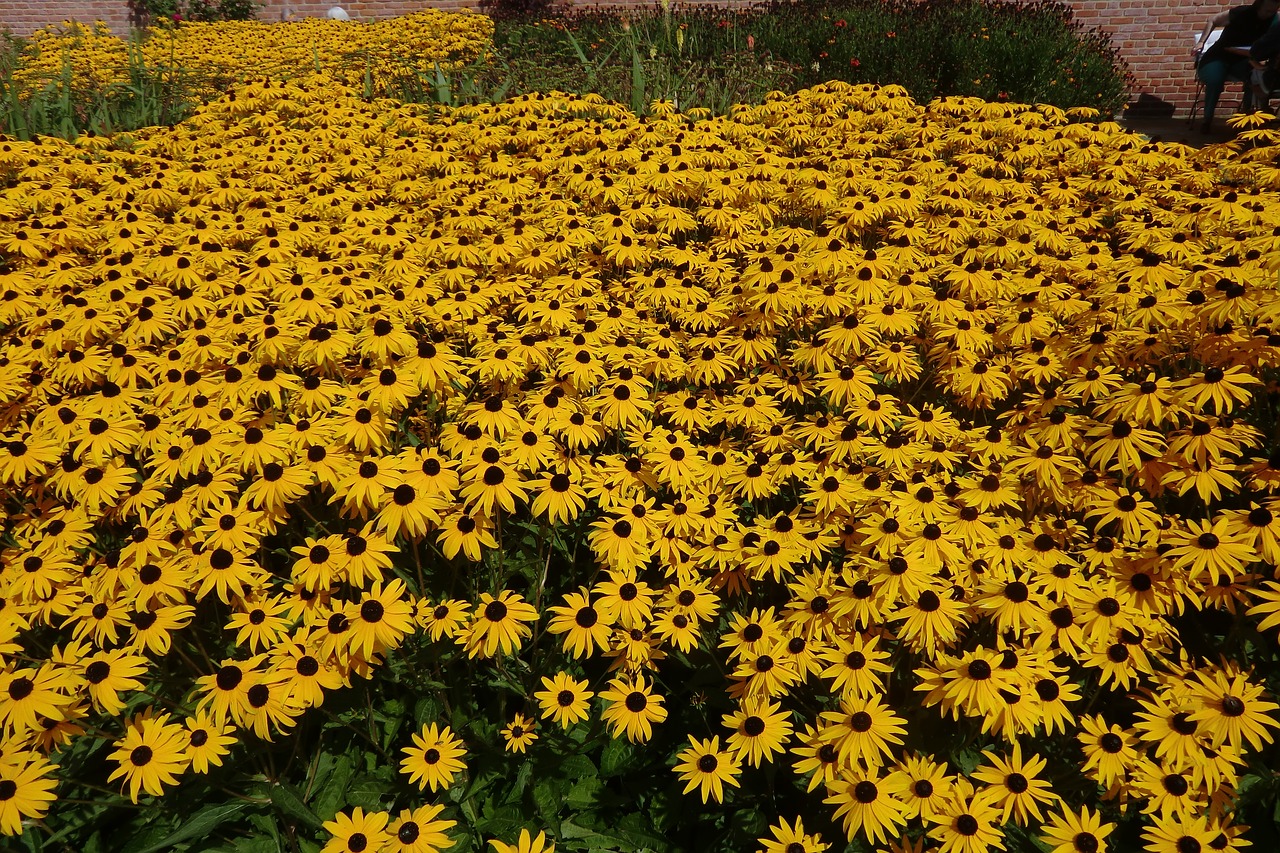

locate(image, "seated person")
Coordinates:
1197 0 1280 131
1250 14 1280 106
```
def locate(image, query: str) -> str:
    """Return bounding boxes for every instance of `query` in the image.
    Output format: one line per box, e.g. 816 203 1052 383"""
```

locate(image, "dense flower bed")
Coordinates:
1 75 1280 852
9 11 492 98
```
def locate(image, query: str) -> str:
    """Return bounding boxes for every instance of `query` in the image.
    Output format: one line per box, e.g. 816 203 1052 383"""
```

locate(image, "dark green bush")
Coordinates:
496 0 1133 113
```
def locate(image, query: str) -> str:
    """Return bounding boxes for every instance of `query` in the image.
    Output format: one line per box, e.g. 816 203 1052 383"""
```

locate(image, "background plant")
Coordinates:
1 0 1129 140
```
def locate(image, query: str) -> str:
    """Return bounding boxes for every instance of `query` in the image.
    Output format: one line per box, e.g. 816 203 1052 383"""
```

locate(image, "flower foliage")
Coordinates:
0 59 1279 852
9 11 493 99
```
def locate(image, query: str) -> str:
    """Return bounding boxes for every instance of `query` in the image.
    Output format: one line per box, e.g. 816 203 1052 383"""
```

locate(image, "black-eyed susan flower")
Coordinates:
80 648 148 716
343 578 415 659
889 753 954 822
322 807 392 853
0 665 75 738
416 598 471 642
818 694 906 769
0 751 58 836
1186 669 1280 752
673 735 741 803
1140 813 1216 853
600 675 667 743
183 713 237 774
107 712 190 803
1039 806 1115 853
400 723 466 793
927 786 1005 853
972 741 1060 825
824 768 910 845
488 829 553 853
819 633 892 699
460 591 538 659
755 816 826 853
593 571 656 629
387 804 457 853
437 510 498 562
534 672 593 729
530 470 588 523
1077 714 1139 789
724 697 794 767
547 589 613 659
501 713 538 754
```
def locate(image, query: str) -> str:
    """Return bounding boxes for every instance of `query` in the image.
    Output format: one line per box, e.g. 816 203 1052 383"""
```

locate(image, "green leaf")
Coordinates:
414 695 441 725
532 779 563 826
558 821 597 840
508 758 534 804
599 738 634 777
135 802 251 853
558 754 597 781
630 39 646 115
566 774 604 810
951 745 982 775
268 782 323 829
476 804 524 838
247 812 282 846
313 753 355 821
345 773 394 811
380 698 406 751
433 63 452 105
18 828 42 853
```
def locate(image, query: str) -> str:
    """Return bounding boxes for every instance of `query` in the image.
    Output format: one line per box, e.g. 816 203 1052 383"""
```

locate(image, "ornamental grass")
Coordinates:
0 67 1279 853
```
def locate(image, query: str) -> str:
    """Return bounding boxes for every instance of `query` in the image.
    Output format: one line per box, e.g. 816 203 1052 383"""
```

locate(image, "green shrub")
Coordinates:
497 0 1133 114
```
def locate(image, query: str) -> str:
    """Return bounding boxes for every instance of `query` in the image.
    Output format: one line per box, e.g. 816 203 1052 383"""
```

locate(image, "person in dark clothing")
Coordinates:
1250 15 1280 106
1196 0 1280 131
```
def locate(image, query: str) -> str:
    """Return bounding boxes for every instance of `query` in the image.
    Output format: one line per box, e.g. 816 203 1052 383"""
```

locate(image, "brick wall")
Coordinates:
3 1 137 38
1072 0 1222 115
0 0 1245 117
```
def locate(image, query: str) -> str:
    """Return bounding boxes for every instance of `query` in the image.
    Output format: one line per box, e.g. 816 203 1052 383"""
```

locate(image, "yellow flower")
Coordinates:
489 829 554 853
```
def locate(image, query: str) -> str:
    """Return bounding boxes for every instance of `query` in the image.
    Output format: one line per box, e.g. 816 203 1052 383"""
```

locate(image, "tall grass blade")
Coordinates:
433 62 452 105
629 37 645 116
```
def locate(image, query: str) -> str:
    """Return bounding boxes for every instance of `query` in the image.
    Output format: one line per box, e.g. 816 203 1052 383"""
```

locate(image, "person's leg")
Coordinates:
1251 67 1268 111
1198 59 1229 129
1231 58 1255 111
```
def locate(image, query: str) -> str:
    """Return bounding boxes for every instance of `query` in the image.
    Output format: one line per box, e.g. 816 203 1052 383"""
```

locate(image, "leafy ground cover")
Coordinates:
0 68 1279 852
